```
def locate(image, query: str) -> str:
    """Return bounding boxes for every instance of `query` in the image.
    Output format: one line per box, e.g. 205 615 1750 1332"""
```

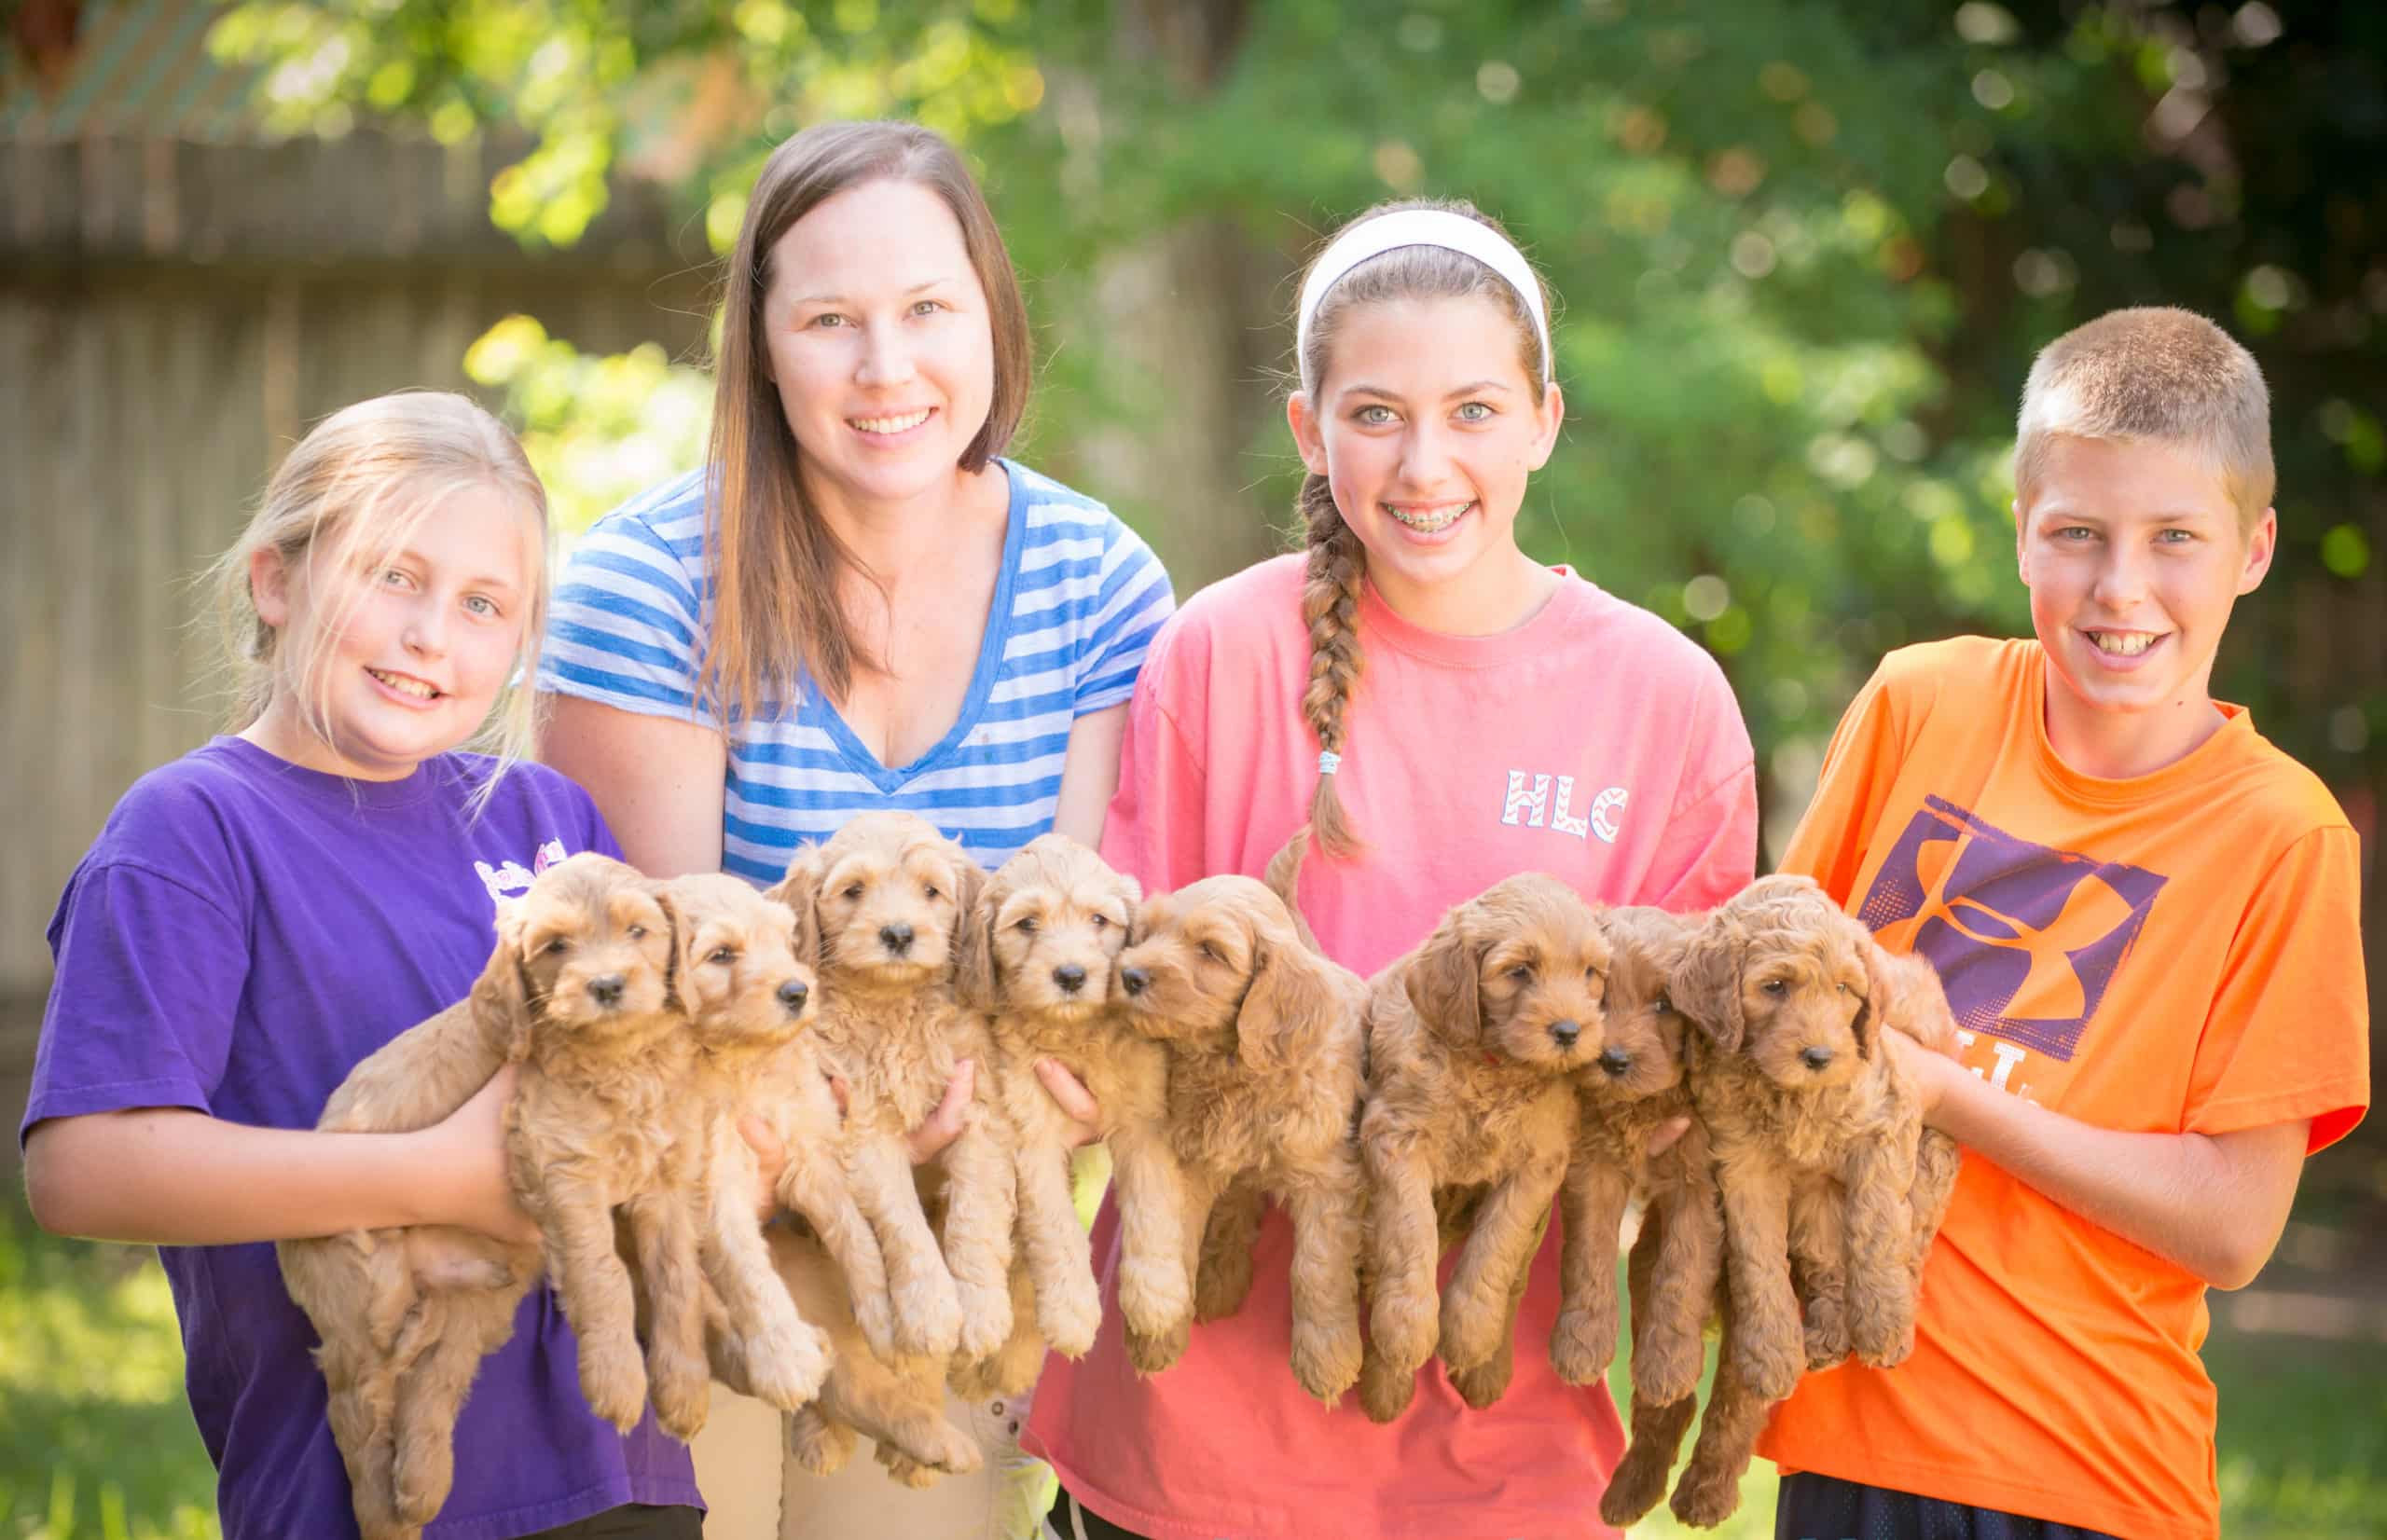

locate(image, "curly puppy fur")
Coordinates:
277 854 651 1540
763 1225 986 1490
954 833 1156 1382
1552 905 1719 1408
1663 874 1952 1528
769 812 1011 1366
657 873 836 1416
1111 874 1369 1403
1356 874 1608 1423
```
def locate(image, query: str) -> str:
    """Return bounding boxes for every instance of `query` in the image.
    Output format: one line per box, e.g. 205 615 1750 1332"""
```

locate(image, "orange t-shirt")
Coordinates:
1757 637 2370 1540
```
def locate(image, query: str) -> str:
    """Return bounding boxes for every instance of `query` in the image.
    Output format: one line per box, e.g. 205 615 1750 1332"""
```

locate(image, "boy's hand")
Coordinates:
1883 1028 1964 1120
1034 1058 1104 1149
420 1068 542 1247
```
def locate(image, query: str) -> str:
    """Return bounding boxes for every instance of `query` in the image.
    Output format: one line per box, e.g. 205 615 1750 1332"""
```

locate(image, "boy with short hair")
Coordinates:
1758 307 2369 1540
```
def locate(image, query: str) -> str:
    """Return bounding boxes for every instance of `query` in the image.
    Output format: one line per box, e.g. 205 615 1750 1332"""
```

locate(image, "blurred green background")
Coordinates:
3 0 2382 1534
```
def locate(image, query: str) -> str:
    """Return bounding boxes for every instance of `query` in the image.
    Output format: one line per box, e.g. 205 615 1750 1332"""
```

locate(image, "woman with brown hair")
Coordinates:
538 119 1173 1539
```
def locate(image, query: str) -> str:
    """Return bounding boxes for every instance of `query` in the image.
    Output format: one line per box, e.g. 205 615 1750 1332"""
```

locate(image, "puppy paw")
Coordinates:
1801 1294 1851 1370
1630 1328 1705 1408
1368 1289 1438 1374
1851 1311 1915 1370
645 1345 711 1441
891 1272 965 1360
1448 1349 1514 1410
1434 1294 1505 1374
1193 1245 1257 1323
785 1409 854 1477
1125 1318 1190 1376
1290 1318 1363 1405
1597 1442 1674 1528
954 1277 1014 1363
876 1448 943 1490
1117 1252 1192 1337
392 1438 455 1528
1671 1472 1745 1529
1041 1273 1103 1361
1549 1306 1617 1387
1357 1348 1416 1424
880 1420 983 1481
1729 1326 1806 1405
576 1333 650 1434
741 1320 833 1412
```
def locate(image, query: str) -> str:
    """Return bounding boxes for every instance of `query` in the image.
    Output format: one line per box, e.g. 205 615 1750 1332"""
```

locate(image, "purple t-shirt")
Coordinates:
21 736 702 1540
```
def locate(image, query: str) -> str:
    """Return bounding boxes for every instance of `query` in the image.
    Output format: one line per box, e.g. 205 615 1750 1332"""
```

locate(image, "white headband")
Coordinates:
1294 210 1553 387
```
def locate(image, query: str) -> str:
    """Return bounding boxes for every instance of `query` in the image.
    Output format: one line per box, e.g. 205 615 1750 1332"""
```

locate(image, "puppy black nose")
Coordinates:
1550 1019 1581 1050
778 979 810 1013
878 922 914 955
1598 1047 1633 1078
1800 1045 1835 1071
588 973 625 1008
1053 963 1087 995
1120 966 1149 997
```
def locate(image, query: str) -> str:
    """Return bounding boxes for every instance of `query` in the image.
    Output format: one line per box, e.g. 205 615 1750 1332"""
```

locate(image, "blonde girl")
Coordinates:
22 392 703 1540
1026 202 1759 1539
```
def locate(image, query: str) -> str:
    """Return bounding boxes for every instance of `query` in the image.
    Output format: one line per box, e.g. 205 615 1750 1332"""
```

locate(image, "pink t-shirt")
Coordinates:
1026 554 1757 1540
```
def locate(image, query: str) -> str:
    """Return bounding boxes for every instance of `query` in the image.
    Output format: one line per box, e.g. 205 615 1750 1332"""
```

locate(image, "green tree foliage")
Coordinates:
210 0 2384 824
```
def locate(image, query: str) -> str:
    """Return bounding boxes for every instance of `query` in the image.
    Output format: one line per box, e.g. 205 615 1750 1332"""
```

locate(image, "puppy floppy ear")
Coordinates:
1403 902 1485 1050
649 885 690 1009
768 845 825 964
953 872 1002 1011
469 899 535 1063
949 847 988 927
1236 908 1342 1074
1853 941 1902 1061
1670 916 1746 1055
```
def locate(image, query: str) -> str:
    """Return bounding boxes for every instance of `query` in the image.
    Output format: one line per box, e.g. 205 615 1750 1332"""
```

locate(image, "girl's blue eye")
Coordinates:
464 595 499 618
810 312 846 329
1456 402 1493 422
1356 405 1396 426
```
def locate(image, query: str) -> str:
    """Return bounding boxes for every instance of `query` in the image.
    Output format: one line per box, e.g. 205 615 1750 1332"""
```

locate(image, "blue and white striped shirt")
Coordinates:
538 461 1175 884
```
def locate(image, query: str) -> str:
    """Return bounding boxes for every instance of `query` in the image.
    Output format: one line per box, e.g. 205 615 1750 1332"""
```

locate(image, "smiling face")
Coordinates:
243 481 535 780
759 177 998 517
1288 293 1562 625
2016 433 2276 777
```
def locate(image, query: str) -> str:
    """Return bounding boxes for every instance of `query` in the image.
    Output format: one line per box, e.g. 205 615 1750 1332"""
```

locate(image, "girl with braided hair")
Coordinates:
1024 199 1758 1538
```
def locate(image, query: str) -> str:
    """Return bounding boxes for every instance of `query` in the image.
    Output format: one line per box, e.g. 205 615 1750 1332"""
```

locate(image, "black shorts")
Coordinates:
1777 1473 2123 1540
1049 1485 1155 1540
521 1504 705 1540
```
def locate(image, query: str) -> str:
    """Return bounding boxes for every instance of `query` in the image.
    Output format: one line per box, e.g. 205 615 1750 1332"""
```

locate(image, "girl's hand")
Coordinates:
1643 1115 1692 1159
416 1068 542 1247
1034 1058 1104 1149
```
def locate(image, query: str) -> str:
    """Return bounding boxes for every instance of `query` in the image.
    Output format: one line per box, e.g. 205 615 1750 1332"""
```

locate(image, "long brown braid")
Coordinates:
1290 199 1553 859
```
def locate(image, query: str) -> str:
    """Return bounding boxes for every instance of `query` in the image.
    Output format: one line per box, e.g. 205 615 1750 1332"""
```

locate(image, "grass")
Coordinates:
5 1189 2384 1540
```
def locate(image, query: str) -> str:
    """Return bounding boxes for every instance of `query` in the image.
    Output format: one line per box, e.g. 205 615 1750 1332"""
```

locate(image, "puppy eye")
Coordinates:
1508 965 1534 983
842 883 864 901
1653 993 1674 1015
709 946 738 965
543 937 570 956
627 924 647 940
1198 942 1221 964
924 884 942 901
1015 915 1040 934
1760 978 1788 997
1090 914 1109 930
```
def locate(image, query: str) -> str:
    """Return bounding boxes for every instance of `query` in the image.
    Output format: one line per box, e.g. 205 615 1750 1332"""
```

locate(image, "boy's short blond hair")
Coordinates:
2014 306 2274 533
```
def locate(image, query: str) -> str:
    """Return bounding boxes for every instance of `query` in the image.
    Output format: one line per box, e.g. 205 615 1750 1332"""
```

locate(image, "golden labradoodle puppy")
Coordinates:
1357 873 1607 1423
279 854 661 1540
1659 873 1959 1528
955 833 1157 1386
657 873 838 1413
1110 873 1370 1403
768 811 1012 1364
1552 904 1719 1406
